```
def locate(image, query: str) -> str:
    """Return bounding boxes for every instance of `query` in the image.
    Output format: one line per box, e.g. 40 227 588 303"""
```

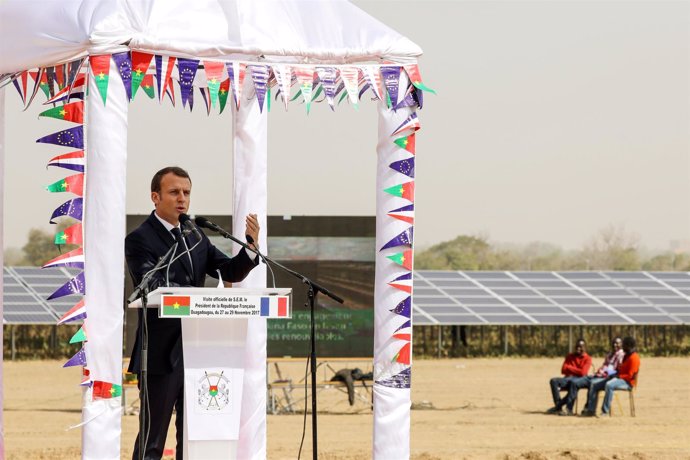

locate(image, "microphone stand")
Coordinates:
199 220 343 460
128 244 177 460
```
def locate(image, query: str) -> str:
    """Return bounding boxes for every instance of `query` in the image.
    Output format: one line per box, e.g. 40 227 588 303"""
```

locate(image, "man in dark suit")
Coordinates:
126 166 259 460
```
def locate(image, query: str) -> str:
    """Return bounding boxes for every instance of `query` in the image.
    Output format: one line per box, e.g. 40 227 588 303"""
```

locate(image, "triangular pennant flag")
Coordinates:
380 66 402 108
47 151 85 173
92 381 122 400
55 65 66 89
199 87 211 116
45 173 84 196
392 342 411 365
48 271 85 300
218 79 230 114
403 64 436 94
49 197 83 223
131 51 153 99
57 299 86 324
272 65 292 110
202 60 225 109
339 66 360 109
315 67 338 110
390 296 411 318
388 204 414 224
388 272 413 294
384 181 414 202
37 126 84 150
112 52 132 100
225 62 246 110
67 59 84 89
30 69 51 100
42 247 84 270
381 227 413 251
25 68 46 108
394 85 423 110
140 74 155 98
155 55 176 102
45 67 56 98
44 74 85 105
63 347 87 368
69 325 87 344
375 367 411 389
80 367 91 386
177 58 200 108
362 66 384 101
38 101 84 124
389 157 415 178
394 320 411 333
165 76 176 106
55 222 83 245
248 64 270 113
392 113 421 136
394 133 416 154
89 55 111 105
387 249 413 270
267 86 272 112
11 71 29 105
294 66 315 114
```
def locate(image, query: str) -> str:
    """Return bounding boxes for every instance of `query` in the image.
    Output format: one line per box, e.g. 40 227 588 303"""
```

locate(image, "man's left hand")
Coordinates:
245 213 260 250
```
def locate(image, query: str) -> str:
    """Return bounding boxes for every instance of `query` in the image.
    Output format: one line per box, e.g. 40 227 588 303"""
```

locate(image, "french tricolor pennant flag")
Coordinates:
391 113 421 137
44 74 86 105
260 296 288 317
57 299 86 325
388 272 413 294
42 247 84 270
47 150 85 173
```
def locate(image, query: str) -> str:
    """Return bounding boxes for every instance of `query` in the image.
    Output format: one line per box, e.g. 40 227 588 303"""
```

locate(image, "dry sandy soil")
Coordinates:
3 357 689 459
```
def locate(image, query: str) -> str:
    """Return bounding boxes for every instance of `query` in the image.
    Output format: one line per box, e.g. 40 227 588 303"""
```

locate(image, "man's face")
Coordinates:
575 341 586 355
612 338 622 352
152 173 191 226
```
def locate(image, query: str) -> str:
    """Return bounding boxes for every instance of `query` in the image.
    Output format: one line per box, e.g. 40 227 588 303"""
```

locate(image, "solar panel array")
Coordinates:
413 271 690 326
3 266 82 324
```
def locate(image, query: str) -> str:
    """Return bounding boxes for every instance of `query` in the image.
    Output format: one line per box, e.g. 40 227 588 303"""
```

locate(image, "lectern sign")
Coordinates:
159 294 291 319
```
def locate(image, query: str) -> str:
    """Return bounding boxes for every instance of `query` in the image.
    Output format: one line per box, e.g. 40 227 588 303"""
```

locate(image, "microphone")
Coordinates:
179 213 202 240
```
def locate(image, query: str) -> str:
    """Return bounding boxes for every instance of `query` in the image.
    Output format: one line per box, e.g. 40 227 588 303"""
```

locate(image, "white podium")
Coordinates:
133 287 292 460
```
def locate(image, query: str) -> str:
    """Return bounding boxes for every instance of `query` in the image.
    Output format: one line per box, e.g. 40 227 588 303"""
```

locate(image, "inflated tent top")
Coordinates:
0 0 423 74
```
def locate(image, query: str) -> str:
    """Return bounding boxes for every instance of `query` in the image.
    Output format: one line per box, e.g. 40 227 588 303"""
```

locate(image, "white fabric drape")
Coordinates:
0 88 6 460
232 94 268 459
374 98 415 457
82 58 128 460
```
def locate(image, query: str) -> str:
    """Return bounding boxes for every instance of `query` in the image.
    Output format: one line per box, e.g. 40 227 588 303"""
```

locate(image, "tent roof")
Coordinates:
0 0 422 74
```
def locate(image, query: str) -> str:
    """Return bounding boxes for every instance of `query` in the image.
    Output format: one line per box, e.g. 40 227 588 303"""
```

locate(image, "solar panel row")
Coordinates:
413 271 690 326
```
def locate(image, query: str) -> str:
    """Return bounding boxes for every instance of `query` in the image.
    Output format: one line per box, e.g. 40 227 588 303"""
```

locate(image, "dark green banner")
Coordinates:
267 308 374 357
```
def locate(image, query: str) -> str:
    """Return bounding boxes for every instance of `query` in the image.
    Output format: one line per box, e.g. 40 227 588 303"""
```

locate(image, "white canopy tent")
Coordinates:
0 1 426 458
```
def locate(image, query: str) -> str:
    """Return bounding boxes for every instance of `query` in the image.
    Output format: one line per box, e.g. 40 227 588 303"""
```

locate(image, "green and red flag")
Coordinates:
384 181 414 202
218 79 230 114
392 342 411 365
387 249 413 270
89 54 111 105
403 64 436 94
393 133 416 154
30 70 51 99
131 51 153 99
203 60 225 108
163 296 191 316
45 173 84 196
141 74 155 98
55 222 83 245
38 101 84 124
92 381 122 400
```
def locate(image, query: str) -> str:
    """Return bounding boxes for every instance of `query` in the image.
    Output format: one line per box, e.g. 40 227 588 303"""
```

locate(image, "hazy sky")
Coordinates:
2 1 689 253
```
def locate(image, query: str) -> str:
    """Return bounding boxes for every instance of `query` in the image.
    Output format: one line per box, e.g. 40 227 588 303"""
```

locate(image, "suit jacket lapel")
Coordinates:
146 211 194 279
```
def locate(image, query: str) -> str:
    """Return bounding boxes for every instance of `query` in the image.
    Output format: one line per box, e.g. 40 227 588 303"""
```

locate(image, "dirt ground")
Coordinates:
3 357 690 459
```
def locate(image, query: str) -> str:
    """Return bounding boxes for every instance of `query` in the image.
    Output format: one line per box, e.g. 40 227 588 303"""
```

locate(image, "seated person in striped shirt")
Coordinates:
546 339 592 415
582 336 640 416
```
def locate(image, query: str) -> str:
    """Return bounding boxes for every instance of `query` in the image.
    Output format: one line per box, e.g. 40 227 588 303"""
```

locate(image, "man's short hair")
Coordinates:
151 166 191 193
622 336 636 349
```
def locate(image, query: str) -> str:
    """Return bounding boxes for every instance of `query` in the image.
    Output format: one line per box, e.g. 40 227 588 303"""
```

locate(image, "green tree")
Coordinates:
577 225 641 270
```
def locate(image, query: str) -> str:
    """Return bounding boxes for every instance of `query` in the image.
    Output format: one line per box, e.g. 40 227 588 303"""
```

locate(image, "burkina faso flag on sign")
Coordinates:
163 296 191 316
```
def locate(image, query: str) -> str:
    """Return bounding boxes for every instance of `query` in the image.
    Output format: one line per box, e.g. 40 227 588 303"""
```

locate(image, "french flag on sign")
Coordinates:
261 296 288 317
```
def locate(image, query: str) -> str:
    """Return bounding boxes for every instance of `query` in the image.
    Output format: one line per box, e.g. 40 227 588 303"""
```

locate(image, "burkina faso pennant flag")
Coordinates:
55 222 82 245
89 55 111 105
45 173 84 196
162 296 191 316
140 74 155 99
384 182 414 202
92 380 122 400
38 101 84 124
131 51 153 99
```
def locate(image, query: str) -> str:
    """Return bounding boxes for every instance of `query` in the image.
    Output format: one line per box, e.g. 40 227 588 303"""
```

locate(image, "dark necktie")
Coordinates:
170 227 193 276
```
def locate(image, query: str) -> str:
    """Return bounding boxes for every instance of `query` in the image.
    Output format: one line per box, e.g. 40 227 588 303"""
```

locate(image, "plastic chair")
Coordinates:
612 372 637 417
